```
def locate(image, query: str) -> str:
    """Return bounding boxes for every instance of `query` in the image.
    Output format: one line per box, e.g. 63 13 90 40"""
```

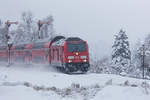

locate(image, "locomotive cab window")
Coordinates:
67 42 86 52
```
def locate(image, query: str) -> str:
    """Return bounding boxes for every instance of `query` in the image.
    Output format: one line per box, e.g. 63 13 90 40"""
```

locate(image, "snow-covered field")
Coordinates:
0 64 150 100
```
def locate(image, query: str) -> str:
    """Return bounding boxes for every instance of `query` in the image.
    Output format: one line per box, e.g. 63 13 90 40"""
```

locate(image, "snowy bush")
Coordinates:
141 81 150 95
90 56 111 74
105 79 112 85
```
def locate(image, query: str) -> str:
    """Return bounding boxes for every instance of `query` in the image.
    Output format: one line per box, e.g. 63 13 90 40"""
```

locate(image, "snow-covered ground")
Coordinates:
0 64 150 100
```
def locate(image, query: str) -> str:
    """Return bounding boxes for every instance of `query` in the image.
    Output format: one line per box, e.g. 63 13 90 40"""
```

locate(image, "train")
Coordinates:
0 36 90 73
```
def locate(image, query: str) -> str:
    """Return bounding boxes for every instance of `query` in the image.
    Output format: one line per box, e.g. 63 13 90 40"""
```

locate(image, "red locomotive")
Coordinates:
0 36 90 73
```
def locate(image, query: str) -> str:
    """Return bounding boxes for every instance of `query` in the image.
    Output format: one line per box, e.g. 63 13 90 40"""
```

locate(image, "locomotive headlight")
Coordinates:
83 59 87 62
76 52 79 55
81 56 87 59
68 60 72 63
68 56 74 59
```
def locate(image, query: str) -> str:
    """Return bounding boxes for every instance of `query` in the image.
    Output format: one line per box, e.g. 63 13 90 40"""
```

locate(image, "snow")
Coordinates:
92 85 150 100
0 64 150 100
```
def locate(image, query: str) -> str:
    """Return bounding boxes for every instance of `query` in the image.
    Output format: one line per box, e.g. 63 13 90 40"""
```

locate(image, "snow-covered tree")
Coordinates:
0 28 7 45
143 34 150 77
22 11 35 42
0 20 7 45
128 39 143 77
112 29 131 74
129 34 150 78
144 34 150 48
14 11 36 44
89 56 112 74
14 12 56 44
132 39 142 68
40 15 55 40
13 25 25 44
0 19 2 27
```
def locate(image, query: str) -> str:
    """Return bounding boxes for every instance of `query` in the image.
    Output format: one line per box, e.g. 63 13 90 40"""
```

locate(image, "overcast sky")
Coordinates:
0 0 150 58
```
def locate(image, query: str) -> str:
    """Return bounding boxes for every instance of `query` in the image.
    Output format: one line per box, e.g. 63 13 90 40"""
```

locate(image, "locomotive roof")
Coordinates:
51 36 65 43
52 38 66 46
51 36 66 46
66 37 83 41
51 36 85 46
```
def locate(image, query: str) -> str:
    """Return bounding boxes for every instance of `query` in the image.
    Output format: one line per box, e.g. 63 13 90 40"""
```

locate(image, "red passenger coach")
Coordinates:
0 46 8 62
0 36 90 73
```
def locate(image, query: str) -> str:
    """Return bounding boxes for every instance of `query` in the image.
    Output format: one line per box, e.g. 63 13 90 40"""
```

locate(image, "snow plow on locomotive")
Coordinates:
0 36 90 73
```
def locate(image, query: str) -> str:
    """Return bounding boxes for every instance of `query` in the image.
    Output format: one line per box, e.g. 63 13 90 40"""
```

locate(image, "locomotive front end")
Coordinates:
64 38 90 73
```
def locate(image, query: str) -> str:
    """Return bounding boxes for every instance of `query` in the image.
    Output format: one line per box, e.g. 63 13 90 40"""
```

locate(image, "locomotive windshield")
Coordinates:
67 42 86 52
